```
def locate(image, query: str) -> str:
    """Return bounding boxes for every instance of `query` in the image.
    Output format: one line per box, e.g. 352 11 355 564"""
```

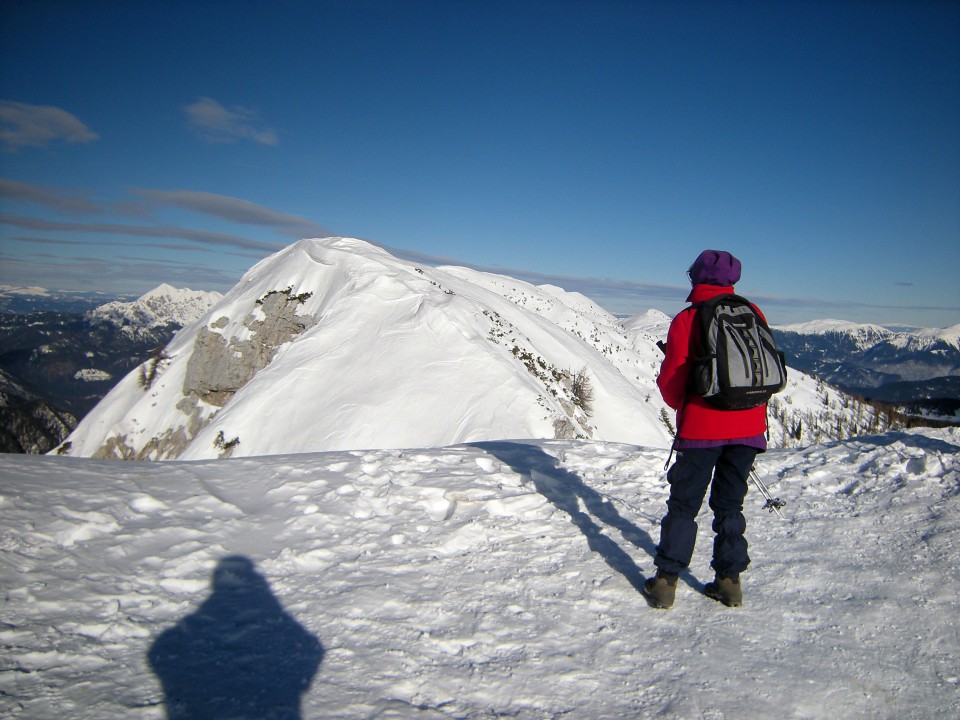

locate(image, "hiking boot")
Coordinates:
642 572 679 609
704 575 742 607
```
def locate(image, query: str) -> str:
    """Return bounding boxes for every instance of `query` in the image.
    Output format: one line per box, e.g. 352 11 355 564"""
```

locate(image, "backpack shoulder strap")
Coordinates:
722 294 775 333
691 291 737 332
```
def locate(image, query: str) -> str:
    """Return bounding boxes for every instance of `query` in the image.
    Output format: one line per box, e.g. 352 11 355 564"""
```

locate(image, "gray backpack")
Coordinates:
690 294 787 410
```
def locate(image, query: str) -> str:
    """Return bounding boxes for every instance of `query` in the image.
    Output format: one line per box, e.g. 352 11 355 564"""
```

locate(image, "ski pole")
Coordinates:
749 467 786 520
593 488 661 524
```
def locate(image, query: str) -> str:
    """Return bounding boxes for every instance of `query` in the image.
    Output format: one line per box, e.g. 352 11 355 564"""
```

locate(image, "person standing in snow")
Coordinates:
643 249 768 609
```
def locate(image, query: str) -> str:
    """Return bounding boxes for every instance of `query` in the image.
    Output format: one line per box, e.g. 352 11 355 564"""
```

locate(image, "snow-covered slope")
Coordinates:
2 429 958 718
59 238 893 461
86 283 224 340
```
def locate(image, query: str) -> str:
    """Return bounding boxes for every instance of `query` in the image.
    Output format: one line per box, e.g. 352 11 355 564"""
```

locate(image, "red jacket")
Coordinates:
657 284 768 440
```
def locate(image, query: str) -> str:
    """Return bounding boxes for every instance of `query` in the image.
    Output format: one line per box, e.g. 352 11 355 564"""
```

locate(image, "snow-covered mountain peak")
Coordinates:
138 283 206 303
62 238 677 459
776 319 875 334
915 323 960 350
86 284 224 337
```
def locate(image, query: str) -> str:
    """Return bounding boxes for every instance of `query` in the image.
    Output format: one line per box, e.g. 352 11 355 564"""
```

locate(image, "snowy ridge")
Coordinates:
60 238 895 461
86 283 223 337
916 323 960 350
775 318 888 335
3 429 959 718
0 284 52 297
775 318 960 352
775 319 893 350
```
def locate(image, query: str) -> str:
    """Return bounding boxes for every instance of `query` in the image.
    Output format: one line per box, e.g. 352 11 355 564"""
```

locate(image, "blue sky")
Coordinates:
1 0 957 327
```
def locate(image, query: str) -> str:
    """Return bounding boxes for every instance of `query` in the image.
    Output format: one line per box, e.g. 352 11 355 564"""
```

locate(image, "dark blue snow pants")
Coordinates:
654 444 758 578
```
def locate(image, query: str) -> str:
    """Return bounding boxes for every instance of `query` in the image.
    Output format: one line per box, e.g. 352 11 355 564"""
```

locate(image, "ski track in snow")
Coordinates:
1 429 959 719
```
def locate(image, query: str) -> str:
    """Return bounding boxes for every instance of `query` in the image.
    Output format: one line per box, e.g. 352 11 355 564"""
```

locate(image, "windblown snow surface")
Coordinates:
2 428 958 719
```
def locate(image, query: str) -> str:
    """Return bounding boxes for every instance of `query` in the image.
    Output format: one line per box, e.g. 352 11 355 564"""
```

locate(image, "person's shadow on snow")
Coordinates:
472 442 656 593
148 555 324 720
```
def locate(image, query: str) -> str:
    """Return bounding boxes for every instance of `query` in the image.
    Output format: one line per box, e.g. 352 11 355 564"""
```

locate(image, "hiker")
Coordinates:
644 249 771 609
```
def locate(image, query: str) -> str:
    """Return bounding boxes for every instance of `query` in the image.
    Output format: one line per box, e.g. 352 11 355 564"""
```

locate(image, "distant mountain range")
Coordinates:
57 238 897 461
0 285 221 452
772 319 960 419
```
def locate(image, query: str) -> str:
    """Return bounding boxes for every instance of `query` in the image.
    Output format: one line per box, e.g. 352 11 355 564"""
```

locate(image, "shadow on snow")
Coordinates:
148 555 324 720
471 441 658 593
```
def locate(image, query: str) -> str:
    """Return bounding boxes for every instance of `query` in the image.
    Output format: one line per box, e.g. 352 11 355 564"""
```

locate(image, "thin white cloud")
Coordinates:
5 235 232 255
1 184 332 260
0 248 242 294
0 213 283 253
133 188 329 237
183 97 278 146
0 178 102 215
0 101 99 152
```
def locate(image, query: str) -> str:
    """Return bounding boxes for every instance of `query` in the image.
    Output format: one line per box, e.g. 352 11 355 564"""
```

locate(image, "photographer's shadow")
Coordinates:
472 442 656 592
148 555 323 720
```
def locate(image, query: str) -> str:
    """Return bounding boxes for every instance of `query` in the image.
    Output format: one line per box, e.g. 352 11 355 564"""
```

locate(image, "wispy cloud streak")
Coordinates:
0 213 283 253
0 248 243 293
0 101 99 152
0 178 102 215
183 97 278 146
133 189 330 237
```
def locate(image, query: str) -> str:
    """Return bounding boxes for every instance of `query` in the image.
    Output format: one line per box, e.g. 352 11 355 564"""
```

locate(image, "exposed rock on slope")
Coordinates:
183 287 317 407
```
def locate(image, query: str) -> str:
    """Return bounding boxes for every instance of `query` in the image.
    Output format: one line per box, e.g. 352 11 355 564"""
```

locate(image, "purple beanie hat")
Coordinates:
688 249 741 286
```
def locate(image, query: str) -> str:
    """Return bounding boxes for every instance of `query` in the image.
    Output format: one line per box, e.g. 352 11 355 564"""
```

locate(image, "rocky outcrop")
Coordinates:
183 287 316 407
91 287 317 460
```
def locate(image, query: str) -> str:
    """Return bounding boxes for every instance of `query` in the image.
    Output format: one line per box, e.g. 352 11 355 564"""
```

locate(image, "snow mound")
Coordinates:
620 309 671 335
